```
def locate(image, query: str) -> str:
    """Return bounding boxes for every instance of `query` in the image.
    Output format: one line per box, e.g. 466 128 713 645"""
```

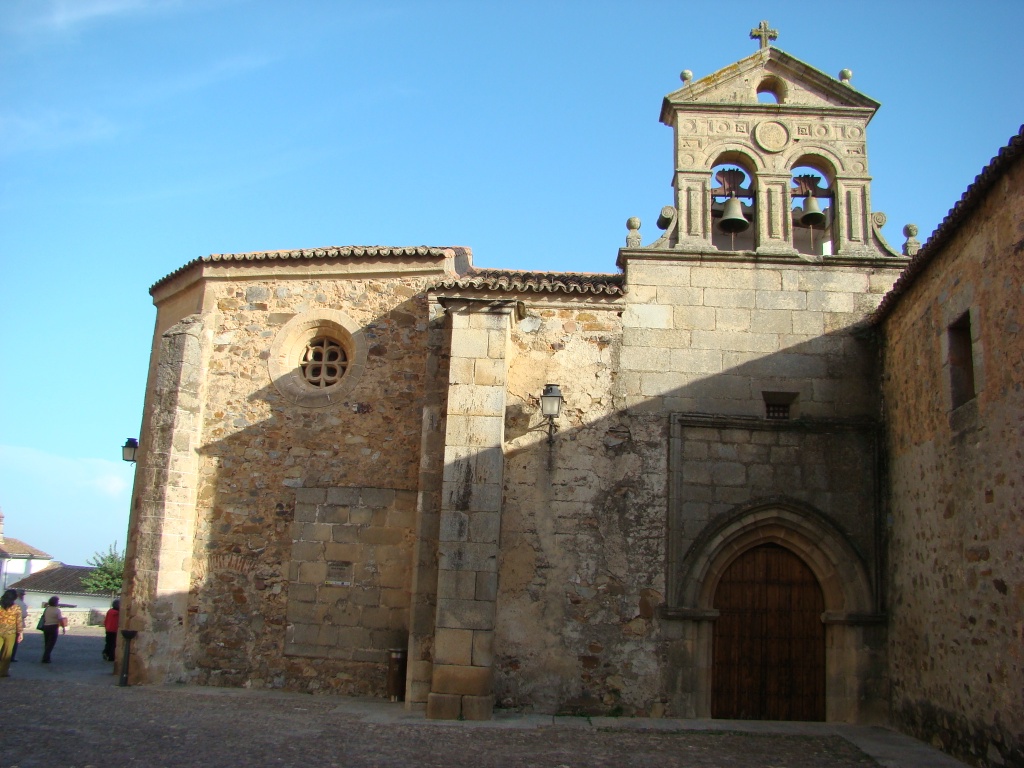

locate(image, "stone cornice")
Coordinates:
150 246 471 296
617 246 908 271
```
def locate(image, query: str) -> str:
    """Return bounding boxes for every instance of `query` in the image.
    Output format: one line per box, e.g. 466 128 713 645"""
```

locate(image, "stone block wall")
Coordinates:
620 258 904 418
426 300 514 720
286 486 415 661
121 315 209 686
881 159 1024 766
667 415 880 596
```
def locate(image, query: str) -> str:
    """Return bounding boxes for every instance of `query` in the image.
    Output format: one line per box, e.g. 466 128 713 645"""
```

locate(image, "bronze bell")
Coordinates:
801 195 826 227
719 195 749 234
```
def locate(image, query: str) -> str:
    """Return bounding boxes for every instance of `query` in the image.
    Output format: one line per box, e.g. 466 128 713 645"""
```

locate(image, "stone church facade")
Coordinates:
121 29 1022 767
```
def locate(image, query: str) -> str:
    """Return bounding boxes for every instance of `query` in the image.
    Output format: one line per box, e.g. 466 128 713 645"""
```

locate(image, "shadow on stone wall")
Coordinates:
127 298 890 719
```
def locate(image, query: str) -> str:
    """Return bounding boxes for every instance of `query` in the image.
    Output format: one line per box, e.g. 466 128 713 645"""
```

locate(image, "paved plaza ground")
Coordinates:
1 627 966 768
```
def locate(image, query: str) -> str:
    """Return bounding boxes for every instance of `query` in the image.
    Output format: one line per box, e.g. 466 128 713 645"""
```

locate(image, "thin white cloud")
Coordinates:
45 0 158 29
4 0 199 36
136 53 279 105
0 445 131 500
0 110 120 156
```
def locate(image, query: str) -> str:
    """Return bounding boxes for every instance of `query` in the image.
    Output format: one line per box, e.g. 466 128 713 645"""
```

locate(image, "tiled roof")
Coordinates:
0 537 52 559
433 269 625 296
151 245 472 293
872 125 1024 323
8 564 108 596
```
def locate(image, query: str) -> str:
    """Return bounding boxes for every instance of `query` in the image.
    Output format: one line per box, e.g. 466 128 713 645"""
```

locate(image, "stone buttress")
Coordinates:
425 299 515 720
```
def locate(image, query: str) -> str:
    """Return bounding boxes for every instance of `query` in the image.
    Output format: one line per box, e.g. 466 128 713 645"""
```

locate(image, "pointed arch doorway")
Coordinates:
711 543 825 721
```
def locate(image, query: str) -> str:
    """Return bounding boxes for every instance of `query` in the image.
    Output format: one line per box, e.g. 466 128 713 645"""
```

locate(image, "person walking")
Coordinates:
0 589 25 677
41 595 66 663
10 589 28 662
103 599 120 661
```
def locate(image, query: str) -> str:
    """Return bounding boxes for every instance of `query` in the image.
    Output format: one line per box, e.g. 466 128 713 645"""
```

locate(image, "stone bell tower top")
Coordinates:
624 22 906 265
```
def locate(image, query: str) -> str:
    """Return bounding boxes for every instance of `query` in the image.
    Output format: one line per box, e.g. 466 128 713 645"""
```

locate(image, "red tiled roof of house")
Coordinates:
8 563 108 597
872 125 1024 323
0 536 52 559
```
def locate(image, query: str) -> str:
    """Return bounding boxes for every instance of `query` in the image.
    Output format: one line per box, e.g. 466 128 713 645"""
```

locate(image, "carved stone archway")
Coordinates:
666 499 883 722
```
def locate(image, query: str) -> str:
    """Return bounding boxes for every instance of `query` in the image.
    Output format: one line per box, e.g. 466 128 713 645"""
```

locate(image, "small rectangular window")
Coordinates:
948 312 976 409
763 391 799 420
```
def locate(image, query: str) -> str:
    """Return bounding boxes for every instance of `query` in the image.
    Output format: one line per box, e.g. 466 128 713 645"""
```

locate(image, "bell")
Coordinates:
719 196 749 234
801 195 826 227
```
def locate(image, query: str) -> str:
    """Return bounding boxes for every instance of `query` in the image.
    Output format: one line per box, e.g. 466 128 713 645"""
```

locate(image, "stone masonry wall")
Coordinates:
668 416 880 594
122 315 209 685
620 258 903 419
496 298 678 716
285 486 415 661
616 255 900 719
882 159 1024 767
177 273 436 695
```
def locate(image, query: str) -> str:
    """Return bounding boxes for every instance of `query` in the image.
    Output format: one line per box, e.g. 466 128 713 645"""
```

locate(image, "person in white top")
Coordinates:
40 595 66 664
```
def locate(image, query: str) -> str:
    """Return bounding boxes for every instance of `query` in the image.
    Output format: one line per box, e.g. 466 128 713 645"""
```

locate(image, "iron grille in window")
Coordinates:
766 403 790 420
301 337 348 388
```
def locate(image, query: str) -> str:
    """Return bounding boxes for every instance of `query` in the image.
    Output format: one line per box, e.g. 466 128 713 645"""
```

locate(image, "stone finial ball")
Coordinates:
839 68 853 83
626 217 641 231
903 223 919 237
680 70 693 84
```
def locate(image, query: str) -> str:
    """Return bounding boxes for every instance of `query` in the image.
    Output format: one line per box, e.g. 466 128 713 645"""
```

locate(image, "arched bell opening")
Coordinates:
790 161 835 257
755 75 787 104
710 158 756 252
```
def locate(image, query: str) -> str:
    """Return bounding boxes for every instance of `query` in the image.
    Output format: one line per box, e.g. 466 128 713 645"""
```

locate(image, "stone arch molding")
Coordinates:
268 309 368 408
706 146 768 175
676 497 874 616
783 145 847 178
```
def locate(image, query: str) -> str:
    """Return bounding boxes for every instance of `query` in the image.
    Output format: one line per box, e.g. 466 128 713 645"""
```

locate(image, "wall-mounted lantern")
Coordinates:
540 384 563 446
121 438 139 463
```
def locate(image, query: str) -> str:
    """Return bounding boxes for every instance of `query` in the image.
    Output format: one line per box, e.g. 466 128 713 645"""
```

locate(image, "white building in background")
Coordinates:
0 507 53 589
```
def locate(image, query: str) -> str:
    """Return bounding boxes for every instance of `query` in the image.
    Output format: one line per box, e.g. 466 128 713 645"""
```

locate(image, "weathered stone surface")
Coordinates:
880 152 1024 767
431 664 493 696
460 694 496 721
425 692 461 720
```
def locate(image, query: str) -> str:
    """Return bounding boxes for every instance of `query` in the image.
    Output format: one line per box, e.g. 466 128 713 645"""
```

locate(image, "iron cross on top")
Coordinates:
750 20 778 50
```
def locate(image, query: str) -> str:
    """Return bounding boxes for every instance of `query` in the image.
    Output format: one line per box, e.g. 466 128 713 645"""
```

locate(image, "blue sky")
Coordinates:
1 0 1021 566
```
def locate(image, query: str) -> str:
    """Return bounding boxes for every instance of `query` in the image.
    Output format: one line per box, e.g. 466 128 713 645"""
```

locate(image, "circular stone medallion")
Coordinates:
754 120 790 153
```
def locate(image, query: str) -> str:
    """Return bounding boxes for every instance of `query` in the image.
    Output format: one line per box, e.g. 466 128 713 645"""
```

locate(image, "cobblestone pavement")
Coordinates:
1 629 966 768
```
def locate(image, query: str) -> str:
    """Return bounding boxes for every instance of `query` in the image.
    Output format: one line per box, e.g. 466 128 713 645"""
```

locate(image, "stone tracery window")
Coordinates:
268 310 366 408
301 337 348 388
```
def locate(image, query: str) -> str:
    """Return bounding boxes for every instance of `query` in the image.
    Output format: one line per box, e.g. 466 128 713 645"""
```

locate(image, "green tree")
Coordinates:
81 543 124 594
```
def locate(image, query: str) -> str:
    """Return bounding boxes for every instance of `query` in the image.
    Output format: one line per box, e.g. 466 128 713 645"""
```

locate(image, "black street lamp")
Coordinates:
121 438 139 463
540 384 563 446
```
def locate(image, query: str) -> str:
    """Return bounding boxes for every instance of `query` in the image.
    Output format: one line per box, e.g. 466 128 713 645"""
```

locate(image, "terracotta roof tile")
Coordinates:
0 537 52 559
433 268 625 296
151 245 472 294
872 125 1024 323
8 564 107 597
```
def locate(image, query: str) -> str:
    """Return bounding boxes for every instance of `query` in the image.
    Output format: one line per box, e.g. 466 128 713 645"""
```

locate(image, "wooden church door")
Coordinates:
711 544 826 721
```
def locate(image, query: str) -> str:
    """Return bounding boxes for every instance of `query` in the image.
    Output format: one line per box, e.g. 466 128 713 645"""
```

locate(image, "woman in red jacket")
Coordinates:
102 599 119 662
